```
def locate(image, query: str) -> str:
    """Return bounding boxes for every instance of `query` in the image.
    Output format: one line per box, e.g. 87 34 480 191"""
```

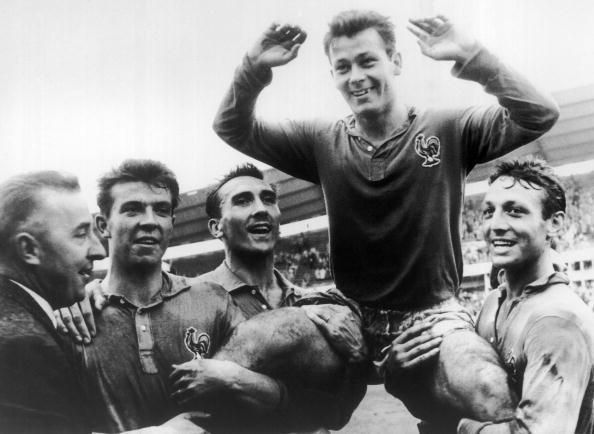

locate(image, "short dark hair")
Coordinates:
97 159 180 216
323 10 396 58
206 163 272 219
488 157 566 218
0 171 80 251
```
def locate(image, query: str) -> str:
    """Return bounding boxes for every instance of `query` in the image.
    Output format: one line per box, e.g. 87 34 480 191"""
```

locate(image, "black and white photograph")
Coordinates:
1 0 594 433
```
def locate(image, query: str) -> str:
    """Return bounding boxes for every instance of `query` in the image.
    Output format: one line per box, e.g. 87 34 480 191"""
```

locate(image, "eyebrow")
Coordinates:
230 191 254 200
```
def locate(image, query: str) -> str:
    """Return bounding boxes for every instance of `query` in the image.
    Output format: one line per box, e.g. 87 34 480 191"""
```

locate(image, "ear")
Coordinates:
14 232 41 265
95 214 110 238
391 51 402 75
545 211 565 239
208 219 223 239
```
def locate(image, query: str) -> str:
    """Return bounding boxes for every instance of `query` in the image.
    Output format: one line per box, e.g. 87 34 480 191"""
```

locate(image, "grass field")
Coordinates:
335 385 420 434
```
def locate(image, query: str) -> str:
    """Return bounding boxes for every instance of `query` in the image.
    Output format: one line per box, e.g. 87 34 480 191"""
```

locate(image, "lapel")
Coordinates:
0 275 60 340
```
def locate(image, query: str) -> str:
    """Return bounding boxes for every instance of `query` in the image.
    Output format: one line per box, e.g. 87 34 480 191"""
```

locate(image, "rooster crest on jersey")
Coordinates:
184 327 211 360
414 134 441 167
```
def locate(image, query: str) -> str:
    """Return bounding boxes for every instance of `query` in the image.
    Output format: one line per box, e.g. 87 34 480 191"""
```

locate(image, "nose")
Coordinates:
88 231 106 261
139 207 159 229
253 197 268 213
484 209 508 238
349 64 365 84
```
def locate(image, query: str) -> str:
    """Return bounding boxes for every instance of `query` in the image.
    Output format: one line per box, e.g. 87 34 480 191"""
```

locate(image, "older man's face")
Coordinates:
35 189 105 308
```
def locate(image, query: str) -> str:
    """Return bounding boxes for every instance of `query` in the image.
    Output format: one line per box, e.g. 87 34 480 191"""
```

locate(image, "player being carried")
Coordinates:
213 9 559 430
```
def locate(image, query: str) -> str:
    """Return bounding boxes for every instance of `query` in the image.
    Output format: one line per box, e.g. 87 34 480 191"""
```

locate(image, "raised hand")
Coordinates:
247 23 307 69
407 15 478 63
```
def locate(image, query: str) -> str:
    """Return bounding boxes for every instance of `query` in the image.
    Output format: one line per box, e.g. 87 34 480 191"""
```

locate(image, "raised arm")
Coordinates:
212 23 321 183
408 15 559 165
459 316 592 433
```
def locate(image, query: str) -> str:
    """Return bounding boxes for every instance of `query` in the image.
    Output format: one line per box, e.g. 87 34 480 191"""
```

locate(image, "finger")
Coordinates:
400 335 443 360
391 334 434 356
429 16 446 27
55 310 69 334
436 14 450 24
170 388 185 404
171 377 189 392
69 303 91 344
89 284 107 311
416 336 443 353
406 24 429 41
408 19 434 35
60 307 83 343
405 347 440 368
267 22 281 32
171 389 199 407
169 366 185 382
393 320 434 343
293 30 307 45
277 23 303 36
78 298 96 338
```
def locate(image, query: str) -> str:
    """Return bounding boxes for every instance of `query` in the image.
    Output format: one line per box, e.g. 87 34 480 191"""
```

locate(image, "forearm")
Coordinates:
212 56 319 182
455 47 559 137
213 55 271 149
223 364 283 414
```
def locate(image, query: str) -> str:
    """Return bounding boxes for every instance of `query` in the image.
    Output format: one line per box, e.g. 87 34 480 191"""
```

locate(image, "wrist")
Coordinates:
453 41 481 64
246 53 270 74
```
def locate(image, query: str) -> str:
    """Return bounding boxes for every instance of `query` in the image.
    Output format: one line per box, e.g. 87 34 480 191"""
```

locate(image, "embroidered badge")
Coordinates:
184 327 211 360
414 134 441 167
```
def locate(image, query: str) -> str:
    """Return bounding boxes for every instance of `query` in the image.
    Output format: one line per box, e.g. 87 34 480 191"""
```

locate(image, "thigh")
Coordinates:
432 330 516 420
214 307 345 390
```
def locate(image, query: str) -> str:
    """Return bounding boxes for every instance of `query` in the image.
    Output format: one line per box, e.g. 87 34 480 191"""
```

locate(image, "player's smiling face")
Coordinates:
215 176 280 256
104 182 174 268
328 28 401 119
482 176 552 274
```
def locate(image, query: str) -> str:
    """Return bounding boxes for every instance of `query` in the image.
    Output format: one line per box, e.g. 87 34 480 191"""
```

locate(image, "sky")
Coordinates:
1 0 593 211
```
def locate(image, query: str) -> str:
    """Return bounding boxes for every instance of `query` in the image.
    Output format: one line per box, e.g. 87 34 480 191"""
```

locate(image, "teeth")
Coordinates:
493 240 514 247
250 226 271 234
352 89 368 97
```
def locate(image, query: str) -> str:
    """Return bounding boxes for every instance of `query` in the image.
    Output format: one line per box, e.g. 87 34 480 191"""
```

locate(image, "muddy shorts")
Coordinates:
360 297 475 371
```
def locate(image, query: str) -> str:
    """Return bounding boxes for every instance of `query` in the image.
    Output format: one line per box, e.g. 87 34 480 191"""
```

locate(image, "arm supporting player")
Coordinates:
459 316 593 434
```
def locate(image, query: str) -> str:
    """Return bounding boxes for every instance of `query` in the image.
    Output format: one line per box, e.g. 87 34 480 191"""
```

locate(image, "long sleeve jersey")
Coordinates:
213 48 559 310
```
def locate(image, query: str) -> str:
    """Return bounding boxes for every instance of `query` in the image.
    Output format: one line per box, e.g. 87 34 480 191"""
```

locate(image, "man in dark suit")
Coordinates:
0 171 106 433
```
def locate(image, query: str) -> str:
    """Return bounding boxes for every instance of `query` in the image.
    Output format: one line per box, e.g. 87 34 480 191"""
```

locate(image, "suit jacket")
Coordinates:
0 275 89 434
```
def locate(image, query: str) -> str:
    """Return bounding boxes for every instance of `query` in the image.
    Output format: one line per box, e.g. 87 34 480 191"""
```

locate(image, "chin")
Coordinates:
129 257 162 268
